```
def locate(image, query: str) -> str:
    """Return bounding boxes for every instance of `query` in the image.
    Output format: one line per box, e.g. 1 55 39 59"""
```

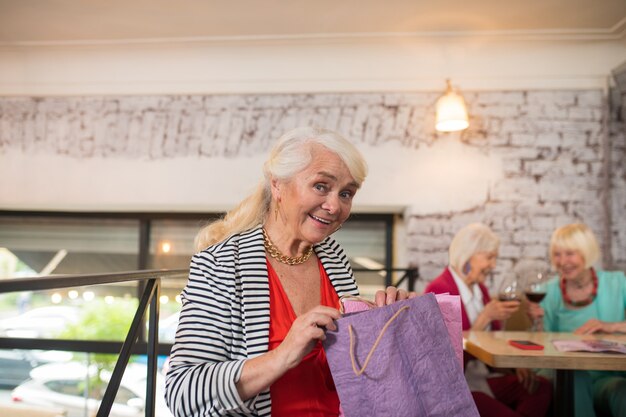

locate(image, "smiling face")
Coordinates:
271 145 358 251
551 246 586 281
465 251 498 285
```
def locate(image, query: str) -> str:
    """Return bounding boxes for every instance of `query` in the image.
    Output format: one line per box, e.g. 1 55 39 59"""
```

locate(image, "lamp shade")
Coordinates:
435 80 469 132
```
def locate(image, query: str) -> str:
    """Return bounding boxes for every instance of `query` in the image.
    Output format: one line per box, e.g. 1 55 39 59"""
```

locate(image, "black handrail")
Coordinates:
0 269 187 293
97 278 158 417
0 269 187 417
0 266 418 416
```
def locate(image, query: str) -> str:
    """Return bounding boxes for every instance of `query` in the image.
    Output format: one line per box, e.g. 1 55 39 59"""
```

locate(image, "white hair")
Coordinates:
550 223 600 268
194 127 368 251
449 223 500 273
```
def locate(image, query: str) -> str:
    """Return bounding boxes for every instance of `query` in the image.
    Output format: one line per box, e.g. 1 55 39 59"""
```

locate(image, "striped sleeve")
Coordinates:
164 248 258 417
164 228 357 417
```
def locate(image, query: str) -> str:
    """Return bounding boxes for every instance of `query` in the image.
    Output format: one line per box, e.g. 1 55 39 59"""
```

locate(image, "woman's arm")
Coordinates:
471 300 520 330
165 254 253 417
574 319 626 334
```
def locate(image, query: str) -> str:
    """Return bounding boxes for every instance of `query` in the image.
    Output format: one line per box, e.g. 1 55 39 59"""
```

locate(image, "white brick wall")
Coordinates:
405 89 623 292
611 117 626 270
0 89 623 292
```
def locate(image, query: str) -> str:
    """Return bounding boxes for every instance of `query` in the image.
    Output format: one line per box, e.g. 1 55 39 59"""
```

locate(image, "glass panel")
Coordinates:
0 286 138 341
0 216 140 340
332 218 390 299
0 216 139 277
149 219 202 270
148 219 203 342
0 351 173 417
0 214 395 343
157 308 180 344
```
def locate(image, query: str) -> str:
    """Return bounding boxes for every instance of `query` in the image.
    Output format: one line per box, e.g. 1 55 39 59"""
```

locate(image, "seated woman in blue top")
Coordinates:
528 223 626 417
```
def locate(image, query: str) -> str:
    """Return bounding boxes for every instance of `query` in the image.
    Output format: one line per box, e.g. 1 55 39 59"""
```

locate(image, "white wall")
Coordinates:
1 34 625 290
0 35 624 95
0 92 500 214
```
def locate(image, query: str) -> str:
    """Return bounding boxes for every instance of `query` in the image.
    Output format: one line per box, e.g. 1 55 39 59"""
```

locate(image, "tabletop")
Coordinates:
463 330 626 371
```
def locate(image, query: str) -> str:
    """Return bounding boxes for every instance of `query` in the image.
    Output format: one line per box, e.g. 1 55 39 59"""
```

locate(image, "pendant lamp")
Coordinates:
435 79 469 132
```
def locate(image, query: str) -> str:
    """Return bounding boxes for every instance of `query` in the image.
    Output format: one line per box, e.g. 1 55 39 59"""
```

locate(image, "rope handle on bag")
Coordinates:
348 306 410 376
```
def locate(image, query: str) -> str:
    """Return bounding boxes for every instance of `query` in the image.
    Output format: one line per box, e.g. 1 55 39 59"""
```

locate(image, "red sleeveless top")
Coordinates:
267 259 340 417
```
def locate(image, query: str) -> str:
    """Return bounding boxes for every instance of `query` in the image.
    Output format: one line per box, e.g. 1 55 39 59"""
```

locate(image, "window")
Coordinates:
0 216 140 342
333 216 392 298
0 210 399 412
0 211 396 343
0 216 139 277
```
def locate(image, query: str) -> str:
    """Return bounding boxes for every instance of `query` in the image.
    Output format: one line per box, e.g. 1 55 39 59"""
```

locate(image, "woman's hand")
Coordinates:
526 301 544 321
515 368 540 394
482 299 520 321
574 319 626 335
374 286 417 307
274 305 341 369
471 299 519 330
237 305 340 401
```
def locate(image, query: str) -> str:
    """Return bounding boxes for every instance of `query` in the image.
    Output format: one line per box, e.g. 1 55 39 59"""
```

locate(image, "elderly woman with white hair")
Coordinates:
528 223 626 417
165 127 411 417
425 223 552 417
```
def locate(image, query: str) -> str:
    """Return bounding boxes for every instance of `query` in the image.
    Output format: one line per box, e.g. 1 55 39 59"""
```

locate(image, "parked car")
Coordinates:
0 306 80 338
11 362 173 417
0 349 47 389
0 349 72 388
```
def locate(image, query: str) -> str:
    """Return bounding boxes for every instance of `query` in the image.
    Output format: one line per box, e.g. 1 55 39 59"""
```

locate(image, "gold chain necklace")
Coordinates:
262 227 313 265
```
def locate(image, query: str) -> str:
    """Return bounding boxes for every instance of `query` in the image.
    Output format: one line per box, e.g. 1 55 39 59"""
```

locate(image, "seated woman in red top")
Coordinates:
424 223 552 417
165 127 411 417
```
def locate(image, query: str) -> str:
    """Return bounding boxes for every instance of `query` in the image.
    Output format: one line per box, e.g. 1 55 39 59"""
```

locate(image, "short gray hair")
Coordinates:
449 223 500 272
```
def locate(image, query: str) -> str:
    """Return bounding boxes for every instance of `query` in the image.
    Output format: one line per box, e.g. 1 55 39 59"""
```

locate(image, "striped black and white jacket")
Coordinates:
164 226 359 417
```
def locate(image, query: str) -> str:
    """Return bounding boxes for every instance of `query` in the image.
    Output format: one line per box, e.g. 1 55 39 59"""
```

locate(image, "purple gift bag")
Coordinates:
323 293 479 417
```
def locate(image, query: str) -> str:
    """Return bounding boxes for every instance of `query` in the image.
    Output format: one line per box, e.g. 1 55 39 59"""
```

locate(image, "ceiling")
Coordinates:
0 0 625 44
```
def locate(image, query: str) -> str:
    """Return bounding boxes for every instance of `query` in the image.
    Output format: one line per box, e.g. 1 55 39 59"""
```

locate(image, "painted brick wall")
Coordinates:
611 112 626 272
1 90 622 291
407 90 620 290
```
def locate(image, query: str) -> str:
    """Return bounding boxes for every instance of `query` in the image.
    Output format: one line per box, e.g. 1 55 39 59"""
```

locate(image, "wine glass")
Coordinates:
498 275 521 302
524 270 548 331
496 275 521 329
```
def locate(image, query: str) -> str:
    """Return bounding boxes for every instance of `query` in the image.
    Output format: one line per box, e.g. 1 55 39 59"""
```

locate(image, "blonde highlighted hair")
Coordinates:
448 223 500 274
550 223 600 268
194 127 368 251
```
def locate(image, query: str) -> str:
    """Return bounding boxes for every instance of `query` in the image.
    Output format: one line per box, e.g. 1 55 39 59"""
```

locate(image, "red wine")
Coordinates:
498 293 521 302
525 292 547 303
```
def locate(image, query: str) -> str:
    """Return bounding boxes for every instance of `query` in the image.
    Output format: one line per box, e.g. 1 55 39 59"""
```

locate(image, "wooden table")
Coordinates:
463 331 626 417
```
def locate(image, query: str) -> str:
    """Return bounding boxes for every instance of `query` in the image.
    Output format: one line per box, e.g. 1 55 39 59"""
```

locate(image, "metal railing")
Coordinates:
0 269 188 417
0 265 418 416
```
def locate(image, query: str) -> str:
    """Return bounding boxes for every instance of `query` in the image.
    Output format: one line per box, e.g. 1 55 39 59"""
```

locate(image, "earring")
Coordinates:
463 262 471 275
274 203 279 222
